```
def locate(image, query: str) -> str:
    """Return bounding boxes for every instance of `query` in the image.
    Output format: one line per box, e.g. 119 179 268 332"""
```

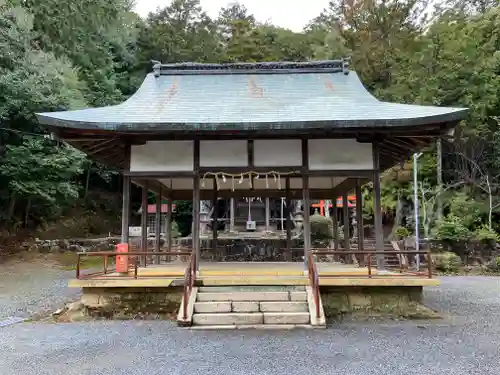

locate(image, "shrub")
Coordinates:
310 214 333 243
432 216 471 243
474 226 499 243
485 256 500 273
432 251 463 273
394 226 410 240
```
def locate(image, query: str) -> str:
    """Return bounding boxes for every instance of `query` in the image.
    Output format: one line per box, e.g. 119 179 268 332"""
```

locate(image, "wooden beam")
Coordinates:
355 178 364 253
193 139 201 270
121 176 130 244
332 199 339 251
140 181 148 266
155 184 161 264
373 142 385 269
167 199 172 252
212 178 218 254
302 138 310 268
285 177 292 258
342 190 350 255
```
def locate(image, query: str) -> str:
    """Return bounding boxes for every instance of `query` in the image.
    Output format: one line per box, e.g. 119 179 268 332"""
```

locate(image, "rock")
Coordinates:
52 308 65 316
67 309 88 322
66 301 84 312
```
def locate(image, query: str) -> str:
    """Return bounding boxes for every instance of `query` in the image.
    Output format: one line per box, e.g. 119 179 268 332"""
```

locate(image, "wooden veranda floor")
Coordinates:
69 262 439 288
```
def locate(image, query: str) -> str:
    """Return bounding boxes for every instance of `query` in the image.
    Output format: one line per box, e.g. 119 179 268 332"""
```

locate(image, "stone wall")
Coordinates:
320 286 438 319
25 237 120 253
81 287 182 319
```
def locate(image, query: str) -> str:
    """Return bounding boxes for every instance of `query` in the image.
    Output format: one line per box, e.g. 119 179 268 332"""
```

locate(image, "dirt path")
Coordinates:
0 254 81 320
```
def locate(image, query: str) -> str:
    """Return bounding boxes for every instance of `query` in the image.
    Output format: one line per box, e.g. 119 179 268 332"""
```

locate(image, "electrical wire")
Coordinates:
0 127 49 138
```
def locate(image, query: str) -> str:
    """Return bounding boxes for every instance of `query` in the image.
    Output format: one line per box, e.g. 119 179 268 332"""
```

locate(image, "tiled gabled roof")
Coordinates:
36 60 467 133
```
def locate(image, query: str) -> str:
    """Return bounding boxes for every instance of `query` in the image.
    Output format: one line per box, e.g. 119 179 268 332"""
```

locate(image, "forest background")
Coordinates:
0 0 498 251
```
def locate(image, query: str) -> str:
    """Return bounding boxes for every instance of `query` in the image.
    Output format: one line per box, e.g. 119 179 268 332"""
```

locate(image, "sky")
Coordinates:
133 0 330 32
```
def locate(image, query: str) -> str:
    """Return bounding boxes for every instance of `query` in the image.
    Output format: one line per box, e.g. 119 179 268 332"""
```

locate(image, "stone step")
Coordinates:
198 286 306 293
232 301 259 312
290 291 307 301
263 312 310 325
188 324 323 330
194 302 231 313
260 301 308 313
197 291 290 302
193 313 263 326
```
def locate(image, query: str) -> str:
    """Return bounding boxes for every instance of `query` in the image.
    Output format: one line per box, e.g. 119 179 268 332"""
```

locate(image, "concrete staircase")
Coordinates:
182 286 325 329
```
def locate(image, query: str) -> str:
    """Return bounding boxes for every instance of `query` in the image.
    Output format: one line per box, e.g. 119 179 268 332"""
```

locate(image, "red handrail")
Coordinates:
311 249 433 278
75 251 192 279
182 252 197 320
307 252 320 319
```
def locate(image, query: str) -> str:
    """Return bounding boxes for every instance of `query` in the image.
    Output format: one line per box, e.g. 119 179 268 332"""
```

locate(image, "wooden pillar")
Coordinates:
193 139 201 271
212 182 218 254
120 175 130 244
193 175 200 270
332 199 339 251
229 198 235 233
302 139 310 269
141 182 148 267
265 197 270 232
373 142 384 269
355 179 364 253
285 178 292 259
155 184 161 264
303 176 311 268
342 190 350 254
167 198 172 252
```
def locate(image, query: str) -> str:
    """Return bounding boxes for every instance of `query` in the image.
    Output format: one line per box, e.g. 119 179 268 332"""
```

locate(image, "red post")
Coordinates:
427 249 432 278
367 252 372 278
76 254 81 279
116 243 129 273
103 255 108 274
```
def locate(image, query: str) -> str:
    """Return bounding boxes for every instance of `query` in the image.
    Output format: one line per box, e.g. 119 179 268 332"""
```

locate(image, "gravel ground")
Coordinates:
0 259 80 319
1 276 499 375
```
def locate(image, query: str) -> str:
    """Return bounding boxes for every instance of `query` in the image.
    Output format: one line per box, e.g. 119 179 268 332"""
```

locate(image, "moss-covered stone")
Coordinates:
81 287 182 320
349 293 372 310
321 292 350 317
320 286 437 320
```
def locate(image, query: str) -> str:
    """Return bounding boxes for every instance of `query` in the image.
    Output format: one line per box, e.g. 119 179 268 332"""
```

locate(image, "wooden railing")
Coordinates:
311 249 433 278
182 252 197 320
307 252 320 319
75 251 192 279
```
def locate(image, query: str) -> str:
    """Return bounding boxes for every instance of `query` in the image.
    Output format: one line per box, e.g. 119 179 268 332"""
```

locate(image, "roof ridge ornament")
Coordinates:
342 57 350 75
151 60 347 75
152 60 162 78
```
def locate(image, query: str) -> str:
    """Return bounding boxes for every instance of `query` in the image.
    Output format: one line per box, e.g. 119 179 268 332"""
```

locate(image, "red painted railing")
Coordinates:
182 252 197 320
75 250 192 279
307 252 320 319
311 249 433 278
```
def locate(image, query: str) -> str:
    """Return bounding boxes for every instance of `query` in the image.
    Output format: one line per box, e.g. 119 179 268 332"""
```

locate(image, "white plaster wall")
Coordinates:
200 140 248 167
254 140 302 167
130 141 193 172
308 139 373 170
309 177 345 189
159 178 193 190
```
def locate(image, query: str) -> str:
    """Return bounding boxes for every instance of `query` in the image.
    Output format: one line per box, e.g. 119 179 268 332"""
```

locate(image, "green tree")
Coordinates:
0 138 85 226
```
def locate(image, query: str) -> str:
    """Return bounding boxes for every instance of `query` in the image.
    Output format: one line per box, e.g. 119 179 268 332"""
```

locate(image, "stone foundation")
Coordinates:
80 287 182 320
321 286 439 320
76 285 438 322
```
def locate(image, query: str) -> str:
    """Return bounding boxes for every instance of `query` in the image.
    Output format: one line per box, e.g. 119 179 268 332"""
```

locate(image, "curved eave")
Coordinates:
36 110 468 133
